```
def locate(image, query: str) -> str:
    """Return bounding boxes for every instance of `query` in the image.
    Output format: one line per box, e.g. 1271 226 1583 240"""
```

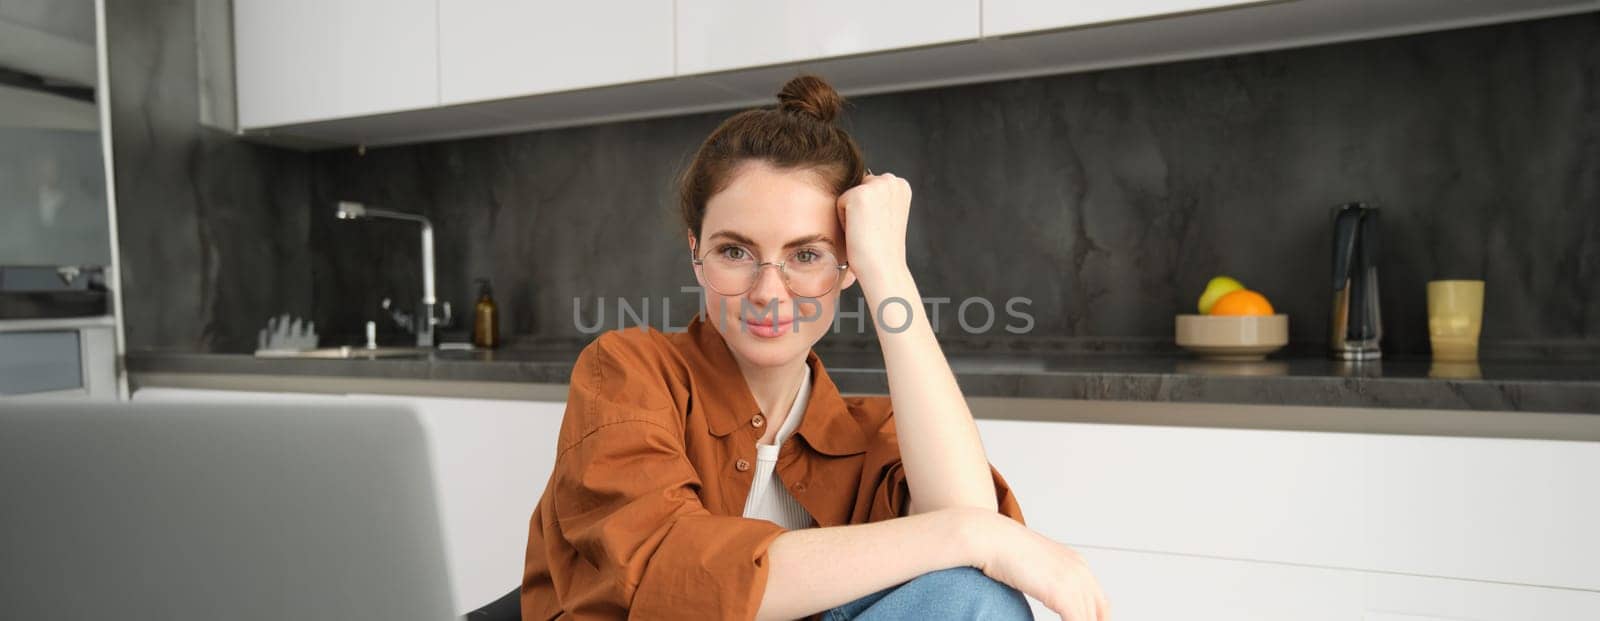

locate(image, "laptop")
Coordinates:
0 400 457 620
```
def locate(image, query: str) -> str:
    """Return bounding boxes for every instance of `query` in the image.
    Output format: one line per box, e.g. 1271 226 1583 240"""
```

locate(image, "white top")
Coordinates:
740 365 815 530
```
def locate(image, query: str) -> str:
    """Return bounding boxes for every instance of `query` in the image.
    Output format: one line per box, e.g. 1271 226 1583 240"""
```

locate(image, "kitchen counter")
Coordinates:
0 315 117 332
127 347 1600 415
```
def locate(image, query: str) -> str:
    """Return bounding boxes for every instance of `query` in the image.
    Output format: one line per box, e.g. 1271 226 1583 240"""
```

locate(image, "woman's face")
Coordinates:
691 161 855 370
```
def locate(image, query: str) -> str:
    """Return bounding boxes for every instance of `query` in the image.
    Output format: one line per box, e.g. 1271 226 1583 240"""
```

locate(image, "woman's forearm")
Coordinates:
859 268 998 514
753 509 979 621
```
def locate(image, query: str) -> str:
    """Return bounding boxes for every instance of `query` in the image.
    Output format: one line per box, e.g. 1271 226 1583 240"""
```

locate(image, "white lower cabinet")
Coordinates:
1363 572 1600 621
974 416 1600 620
975 418 1600 591
1074 545 1367 620
1066 545 1600 621
131 389 1600 617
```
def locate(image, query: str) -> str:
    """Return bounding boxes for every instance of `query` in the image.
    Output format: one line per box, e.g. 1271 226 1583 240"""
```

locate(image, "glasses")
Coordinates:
692 242 849 298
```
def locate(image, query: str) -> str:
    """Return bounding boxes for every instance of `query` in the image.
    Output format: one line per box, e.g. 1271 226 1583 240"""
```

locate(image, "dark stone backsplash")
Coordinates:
105 0 316 353
109 6 1600 357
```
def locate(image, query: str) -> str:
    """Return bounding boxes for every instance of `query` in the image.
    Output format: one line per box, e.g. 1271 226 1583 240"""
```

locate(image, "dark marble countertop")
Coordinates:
126 347 1600 415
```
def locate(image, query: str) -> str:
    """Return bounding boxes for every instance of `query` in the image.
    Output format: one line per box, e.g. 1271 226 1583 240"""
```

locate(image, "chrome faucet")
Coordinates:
336 201 451 347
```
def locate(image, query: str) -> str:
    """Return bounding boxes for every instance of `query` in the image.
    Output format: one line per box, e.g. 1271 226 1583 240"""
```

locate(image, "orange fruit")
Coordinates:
1209 289 1274 316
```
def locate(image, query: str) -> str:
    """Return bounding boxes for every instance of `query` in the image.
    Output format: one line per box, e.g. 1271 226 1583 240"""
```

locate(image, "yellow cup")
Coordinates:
1428 361 1482 379
1427 280 1484 361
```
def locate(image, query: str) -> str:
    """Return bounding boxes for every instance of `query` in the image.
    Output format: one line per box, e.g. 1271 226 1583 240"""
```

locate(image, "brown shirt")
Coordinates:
521 313 1026 620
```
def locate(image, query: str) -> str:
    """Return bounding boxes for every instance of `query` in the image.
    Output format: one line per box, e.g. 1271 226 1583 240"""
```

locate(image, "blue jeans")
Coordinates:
821 567 1034 621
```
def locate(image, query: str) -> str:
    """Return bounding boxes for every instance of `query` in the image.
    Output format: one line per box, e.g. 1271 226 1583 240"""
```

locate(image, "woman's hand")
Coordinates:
835 172 912 290
955 508 1111 621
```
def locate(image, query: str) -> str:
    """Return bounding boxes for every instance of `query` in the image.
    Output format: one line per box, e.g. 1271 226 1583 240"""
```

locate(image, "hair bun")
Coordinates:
776 74 844 124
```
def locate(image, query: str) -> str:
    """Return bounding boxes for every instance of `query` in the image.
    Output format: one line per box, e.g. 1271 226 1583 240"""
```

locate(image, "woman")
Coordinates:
522 75 1108 621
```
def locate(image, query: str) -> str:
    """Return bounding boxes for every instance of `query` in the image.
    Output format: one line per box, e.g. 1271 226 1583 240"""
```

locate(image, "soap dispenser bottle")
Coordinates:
473 278 498 349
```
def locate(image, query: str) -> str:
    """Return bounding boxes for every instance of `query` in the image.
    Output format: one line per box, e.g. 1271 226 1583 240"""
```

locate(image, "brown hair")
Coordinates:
678 74 866 240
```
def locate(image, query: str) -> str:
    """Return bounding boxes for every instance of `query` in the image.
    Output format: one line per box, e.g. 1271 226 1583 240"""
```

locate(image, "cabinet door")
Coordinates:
233 0 439 128
1052 546 1600 621
982 0 1274 37
975 417 1600 591
675 0 978 76
0 331 81 395
1067 546 1366 621
1363 572 1600 621
438 1 674 105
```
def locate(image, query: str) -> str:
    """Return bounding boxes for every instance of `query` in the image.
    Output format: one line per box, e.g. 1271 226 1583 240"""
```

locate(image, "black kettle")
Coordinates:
1329 202 1382 360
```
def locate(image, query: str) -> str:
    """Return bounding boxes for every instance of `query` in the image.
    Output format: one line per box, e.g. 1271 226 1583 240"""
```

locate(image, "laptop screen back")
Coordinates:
0 401 456 621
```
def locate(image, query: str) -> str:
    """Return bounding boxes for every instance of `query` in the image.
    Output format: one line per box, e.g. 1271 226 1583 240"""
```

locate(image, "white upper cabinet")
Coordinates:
233 0 439 129
675 0 979 76
982 0 1277 37
438 1 675 106
225 0 1599 144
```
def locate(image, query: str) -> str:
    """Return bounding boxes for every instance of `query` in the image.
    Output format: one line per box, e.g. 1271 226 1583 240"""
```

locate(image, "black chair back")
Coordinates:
466 587 521 621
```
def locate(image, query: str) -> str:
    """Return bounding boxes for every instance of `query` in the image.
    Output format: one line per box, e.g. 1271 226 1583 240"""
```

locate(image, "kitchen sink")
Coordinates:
253 346 433 359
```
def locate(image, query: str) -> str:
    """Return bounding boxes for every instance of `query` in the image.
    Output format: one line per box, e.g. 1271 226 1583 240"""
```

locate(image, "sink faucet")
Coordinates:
336 201 451 347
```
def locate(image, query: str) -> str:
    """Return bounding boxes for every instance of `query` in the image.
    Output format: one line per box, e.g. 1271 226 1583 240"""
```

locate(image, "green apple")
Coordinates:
1198 276 1246 314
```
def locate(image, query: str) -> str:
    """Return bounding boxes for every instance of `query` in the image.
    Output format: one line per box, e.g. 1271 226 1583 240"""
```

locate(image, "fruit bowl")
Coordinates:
1175 314 1289 361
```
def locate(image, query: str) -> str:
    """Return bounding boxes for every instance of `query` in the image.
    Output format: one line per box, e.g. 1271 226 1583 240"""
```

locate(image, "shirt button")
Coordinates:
735 459 750 472
751 414 765 428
